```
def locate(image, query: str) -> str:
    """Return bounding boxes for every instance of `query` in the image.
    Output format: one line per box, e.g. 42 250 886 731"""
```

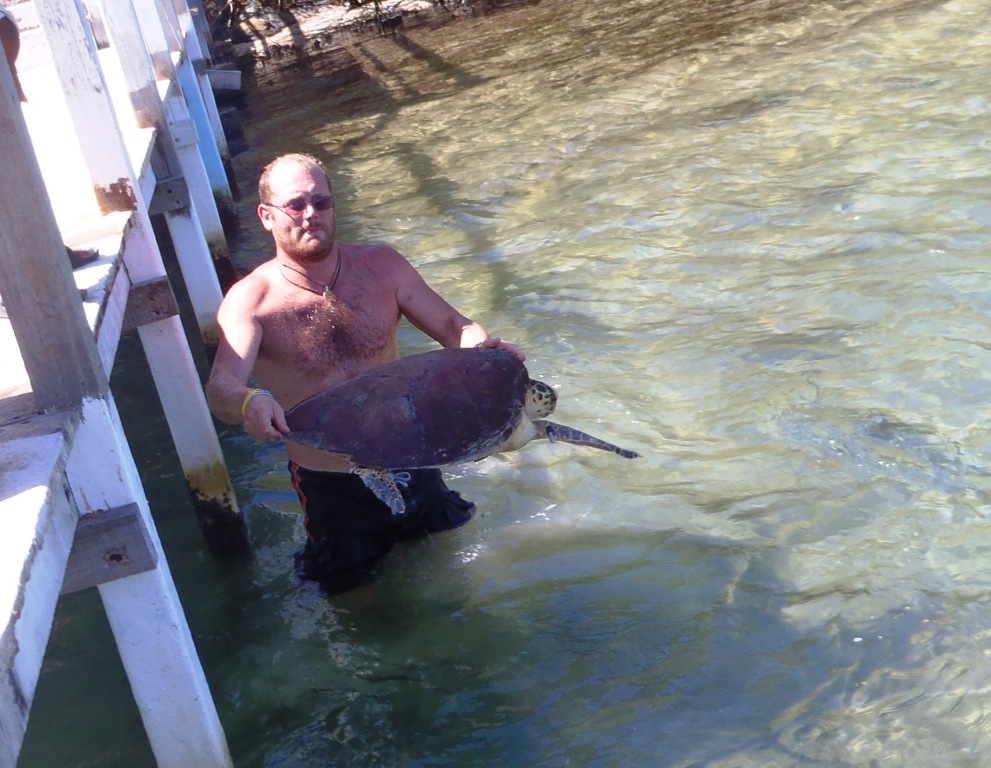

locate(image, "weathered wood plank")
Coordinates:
0 427 77 768
61 503 158 594
34 0 136 212
123 276 181 330
207 67 242 91
0 24 107 412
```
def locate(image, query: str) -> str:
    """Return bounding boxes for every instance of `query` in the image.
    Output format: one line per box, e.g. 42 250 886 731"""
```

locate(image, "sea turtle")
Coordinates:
284 347 640 515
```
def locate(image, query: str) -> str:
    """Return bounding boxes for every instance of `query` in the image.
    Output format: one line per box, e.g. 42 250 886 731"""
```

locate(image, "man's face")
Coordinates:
257 161 336 263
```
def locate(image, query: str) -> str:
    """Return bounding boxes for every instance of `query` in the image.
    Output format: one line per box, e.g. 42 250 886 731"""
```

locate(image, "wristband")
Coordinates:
240 388 272 418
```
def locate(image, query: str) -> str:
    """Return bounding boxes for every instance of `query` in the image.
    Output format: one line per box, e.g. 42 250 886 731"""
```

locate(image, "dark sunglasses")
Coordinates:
268 194 335 217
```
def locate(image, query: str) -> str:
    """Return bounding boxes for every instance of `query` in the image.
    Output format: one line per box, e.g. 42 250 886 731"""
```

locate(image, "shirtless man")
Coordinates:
207 153 521 593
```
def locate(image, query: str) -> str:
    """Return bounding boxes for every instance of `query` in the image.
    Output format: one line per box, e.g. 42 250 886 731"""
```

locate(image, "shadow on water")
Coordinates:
229 0 897 316
393 34 486 89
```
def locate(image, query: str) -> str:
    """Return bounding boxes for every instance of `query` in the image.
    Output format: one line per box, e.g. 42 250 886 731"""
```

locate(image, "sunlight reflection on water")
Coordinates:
19 0 991 766
217 0 991 765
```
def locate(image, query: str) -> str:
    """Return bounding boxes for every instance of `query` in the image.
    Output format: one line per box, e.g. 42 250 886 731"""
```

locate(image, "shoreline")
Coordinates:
220 0 444 60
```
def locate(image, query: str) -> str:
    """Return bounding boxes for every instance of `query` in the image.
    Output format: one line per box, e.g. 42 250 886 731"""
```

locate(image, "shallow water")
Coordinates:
19 0 991 765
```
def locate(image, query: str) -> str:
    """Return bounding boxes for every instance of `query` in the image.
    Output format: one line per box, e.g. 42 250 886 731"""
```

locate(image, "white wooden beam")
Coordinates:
0 427 77 768
67 396 234 768
168 0 238 229
101 0 228 338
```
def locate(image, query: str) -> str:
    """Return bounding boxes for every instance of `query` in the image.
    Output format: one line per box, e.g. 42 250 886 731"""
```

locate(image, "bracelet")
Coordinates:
240 388 272 418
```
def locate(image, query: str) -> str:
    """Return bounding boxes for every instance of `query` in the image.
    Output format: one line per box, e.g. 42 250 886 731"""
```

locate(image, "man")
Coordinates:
207 153 522 593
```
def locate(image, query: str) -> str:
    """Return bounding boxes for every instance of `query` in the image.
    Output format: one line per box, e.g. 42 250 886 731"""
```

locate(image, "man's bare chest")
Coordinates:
259 294 396 380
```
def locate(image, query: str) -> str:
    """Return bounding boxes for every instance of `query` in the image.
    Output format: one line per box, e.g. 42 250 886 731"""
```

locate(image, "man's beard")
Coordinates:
277 225 334 263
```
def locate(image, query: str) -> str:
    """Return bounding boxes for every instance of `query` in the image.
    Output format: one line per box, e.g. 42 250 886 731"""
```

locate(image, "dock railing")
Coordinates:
0 0 247 763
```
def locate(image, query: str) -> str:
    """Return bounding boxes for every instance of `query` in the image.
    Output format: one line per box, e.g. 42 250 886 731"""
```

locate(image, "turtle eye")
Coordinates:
530 382 557 414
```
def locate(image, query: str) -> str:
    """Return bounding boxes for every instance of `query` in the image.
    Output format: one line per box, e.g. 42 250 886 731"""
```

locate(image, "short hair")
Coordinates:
258 153 331 204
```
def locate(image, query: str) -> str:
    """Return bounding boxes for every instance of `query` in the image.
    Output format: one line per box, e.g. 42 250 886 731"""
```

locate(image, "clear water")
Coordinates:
20 0 991 765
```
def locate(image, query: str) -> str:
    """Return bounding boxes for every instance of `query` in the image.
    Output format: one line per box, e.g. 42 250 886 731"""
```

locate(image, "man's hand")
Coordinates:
243 392 291 443
475 336 525 362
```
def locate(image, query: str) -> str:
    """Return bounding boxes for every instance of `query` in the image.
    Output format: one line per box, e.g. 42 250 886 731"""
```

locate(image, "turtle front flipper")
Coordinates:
351 466 407 515
535 420 640 459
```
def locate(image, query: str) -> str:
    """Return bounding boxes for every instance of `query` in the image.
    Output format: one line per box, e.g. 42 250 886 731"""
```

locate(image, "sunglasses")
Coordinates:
267 194 335 217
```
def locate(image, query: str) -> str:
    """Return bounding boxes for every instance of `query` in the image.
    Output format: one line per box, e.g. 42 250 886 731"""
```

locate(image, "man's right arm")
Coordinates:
206 284 289 442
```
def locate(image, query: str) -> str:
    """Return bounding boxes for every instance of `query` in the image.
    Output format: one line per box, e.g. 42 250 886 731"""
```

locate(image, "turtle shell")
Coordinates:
284 347 529 469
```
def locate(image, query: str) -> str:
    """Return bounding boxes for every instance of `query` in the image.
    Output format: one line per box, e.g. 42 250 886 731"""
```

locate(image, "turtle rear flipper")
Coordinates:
351 466 407 515
535 420 640 459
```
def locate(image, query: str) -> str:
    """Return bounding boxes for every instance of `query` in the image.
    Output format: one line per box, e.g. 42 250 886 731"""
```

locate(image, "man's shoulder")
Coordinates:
221 260 278 305
240 258 280 284
348 241 415 269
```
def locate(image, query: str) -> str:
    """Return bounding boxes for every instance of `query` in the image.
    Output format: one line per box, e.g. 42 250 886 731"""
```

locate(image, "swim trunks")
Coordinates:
289 462 475 594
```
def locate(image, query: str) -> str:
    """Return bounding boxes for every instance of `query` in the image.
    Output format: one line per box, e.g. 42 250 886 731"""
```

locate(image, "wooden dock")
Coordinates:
0 0 247 764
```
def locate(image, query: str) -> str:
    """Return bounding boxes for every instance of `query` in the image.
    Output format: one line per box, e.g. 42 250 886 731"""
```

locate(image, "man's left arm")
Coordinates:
394 252 524 360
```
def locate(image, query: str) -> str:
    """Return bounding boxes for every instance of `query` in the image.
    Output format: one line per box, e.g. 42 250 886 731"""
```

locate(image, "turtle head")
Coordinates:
525 379 557 419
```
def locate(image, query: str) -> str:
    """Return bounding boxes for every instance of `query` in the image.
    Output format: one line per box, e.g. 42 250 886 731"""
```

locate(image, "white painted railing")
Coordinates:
0 0 246 763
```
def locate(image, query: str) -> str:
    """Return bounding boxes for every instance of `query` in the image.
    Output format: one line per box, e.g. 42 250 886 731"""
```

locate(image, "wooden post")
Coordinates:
0 56 104 412
141 0 239 285
174 0 234 174
33 0 248 552
101 0 229 342
185 0 215 48
161 0 238 235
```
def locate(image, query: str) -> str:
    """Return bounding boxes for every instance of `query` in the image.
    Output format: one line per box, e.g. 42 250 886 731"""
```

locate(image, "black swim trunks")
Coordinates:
289 462 475 594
